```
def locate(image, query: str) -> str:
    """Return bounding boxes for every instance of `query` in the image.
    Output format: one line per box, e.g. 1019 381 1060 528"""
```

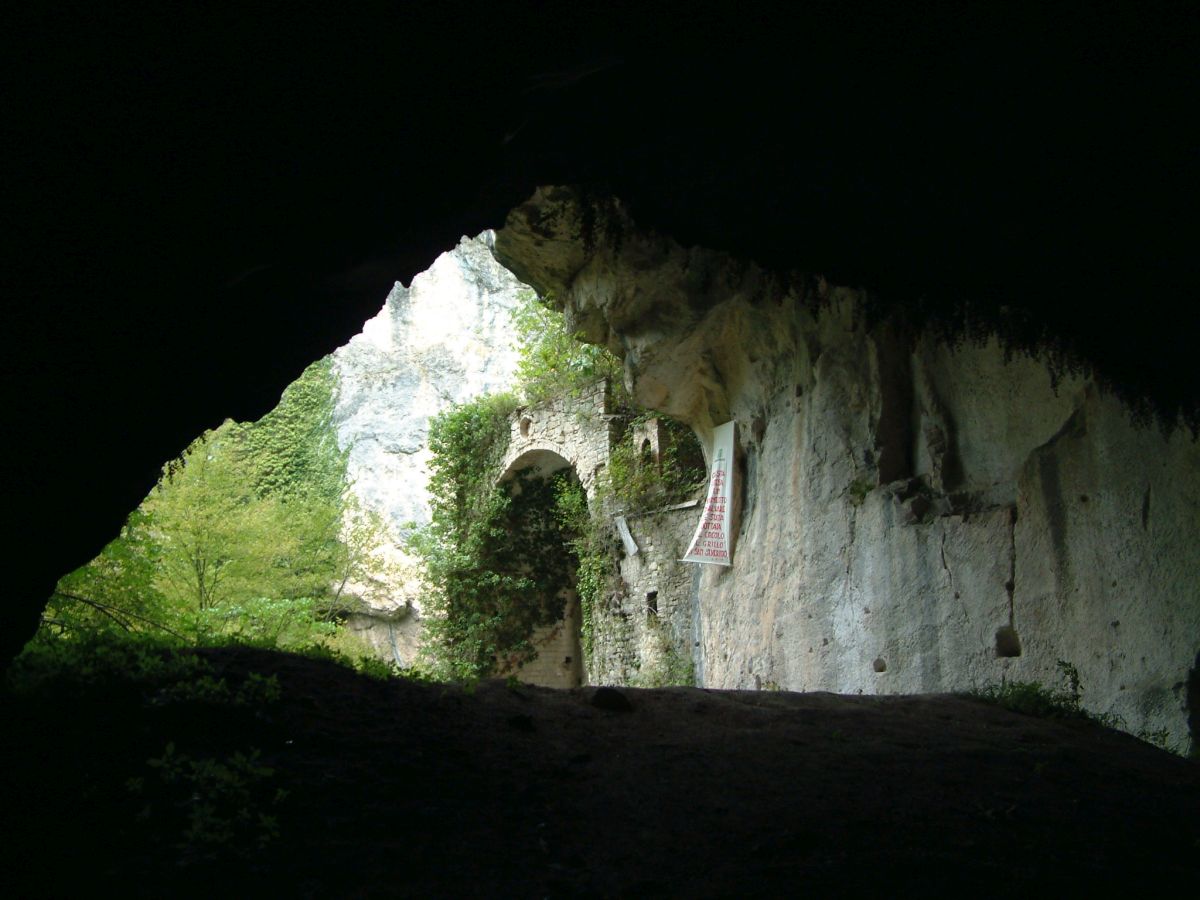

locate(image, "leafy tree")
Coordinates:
40 358 372 650
327 492 402 613
143 426 323 622
45 509 175 639
511 290 625 405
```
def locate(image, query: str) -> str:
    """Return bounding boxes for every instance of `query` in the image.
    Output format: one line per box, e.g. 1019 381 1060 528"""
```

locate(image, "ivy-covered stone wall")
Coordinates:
499 384 707 688
589 505 701 686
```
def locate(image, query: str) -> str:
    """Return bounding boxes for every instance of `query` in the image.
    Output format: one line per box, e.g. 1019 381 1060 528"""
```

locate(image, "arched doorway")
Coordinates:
497 449 585 689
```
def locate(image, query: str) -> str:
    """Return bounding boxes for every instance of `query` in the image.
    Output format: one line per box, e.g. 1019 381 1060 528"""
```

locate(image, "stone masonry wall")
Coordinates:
589 505 702 686
500 383 614 494
500 385 707 688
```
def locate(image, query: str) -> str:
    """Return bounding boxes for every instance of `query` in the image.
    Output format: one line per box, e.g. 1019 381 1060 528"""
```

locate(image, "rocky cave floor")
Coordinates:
3 647 1197 897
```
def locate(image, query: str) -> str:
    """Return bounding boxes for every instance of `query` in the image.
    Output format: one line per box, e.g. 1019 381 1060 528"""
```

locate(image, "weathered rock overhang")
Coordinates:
495 188 1200 752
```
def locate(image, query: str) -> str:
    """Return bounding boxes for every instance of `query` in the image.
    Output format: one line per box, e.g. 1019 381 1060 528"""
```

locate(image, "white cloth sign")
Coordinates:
681 421 735 566
614 515 639 556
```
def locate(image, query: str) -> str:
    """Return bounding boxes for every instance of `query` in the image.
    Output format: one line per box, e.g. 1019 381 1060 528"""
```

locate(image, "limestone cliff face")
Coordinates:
495 188 1200 752
330 233 525 660
333 232 523 530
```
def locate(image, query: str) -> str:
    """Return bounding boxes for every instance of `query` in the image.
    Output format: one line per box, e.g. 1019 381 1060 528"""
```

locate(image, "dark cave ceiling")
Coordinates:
2 3 1197 662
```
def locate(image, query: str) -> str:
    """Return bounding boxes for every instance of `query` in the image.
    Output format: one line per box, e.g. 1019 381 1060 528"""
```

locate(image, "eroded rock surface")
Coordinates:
333 232 523 530
329 233 525 659
495 188 1200 752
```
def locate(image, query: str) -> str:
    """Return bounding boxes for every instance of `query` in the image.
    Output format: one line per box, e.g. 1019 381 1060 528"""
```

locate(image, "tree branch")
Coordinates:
52 591 188 640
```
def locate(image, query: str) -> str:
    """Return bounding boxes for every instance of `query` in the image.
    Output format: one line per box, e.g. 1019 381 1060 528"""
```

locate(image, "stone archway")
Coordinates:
490 384 614 688
499 382 615 503
498 448 586 688
494 383 707 689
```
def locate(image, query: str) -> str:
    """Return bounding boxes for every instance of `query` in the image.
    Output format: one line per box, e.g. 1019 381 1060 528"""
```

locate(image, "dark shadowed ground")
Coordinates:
2 647 1196 897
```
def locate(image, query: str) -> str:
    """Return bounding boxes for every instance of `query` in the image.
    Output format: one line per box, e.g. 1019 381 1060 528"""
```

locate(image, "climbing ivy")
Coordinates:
235 356 347 506
600 414 706 515
413 290 707 682
410 393 585 679
630 617 697 688
552 478 607 662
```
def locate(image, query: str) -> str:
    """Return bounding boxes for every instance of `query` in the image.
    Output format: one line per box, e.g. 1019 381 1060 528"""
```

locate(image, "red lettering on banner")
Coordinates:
682 421 735 565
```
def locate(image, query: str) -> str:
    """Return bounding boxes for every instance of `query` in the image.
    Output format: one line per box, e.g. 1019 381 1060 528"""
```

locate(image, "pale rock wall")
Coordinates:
330 232 525 642
495 188 1200 752
343 609 421 668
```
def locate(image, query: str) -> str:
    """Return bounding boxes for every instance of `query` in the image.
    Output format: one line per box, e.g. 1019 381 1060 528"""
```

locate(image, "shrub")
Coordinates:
511 290 624 405
969 659 1087 719
969 659 1183 753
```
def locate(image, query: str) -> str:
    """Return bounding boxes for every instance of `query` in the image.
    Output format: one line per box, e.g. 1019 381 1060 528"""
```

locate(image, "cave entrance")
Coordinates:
497 449 585 689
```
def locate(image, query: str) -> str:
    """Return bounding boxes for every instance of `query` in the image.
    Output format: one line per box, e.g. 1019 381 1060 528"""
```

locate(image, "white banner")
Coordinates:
614 515 639 556
681 421 735 566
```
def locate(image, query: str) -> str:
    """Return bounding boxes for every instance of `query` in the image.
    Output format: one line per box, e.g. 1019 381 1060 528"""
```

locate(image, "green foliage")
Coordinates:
184 596 340 650
234 671 284 705
6 632 281 723
553 478 607 661
663 645 697 687
423 392 518 546
970 659 1184 754
847 477 873 507
601 415 706 515
348 654 405 682
511 289 624 405
971 660 1090 719
6 631 213 697
1136 726 1175 752
557 479 607 666
46 509 174 638
411 393 584 679
145 429 326 616
972 679 1080 720
38 356 384 654
414 466 581 679
630 622 697 688
236 357 348 505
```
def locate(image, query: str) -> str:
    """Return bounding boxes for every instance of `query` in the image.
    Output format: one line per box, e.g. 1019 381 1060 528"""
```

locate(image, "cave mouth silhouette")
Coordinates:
498 448 585 689
7 5 1198 677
